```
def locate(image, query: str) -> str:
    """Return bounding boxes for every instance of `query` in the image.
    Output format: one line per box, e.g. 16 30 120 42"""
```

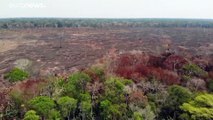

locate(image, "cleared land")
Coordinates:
0 27 213 77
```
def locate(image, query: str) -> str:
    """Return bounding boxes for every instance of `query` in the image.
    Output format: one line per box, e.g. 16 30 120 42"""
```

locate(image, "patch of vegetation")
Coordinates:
57 96 77 119
4 68 29 82
180 93 213 120
28 96 56 119
159 85 192 119
23 110 39 120
182 63 208 78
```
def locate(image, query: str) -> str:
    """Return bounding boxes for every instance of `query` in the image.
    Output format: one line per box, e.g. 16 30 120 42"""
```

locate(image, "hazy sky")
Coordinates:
0 0 213 19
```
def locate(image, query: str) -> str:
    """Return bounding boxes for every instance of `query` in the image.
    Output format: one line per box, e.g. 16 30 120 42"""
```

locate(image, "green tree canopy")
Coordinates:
100 77 130 120
47 109 61 120
182 63 207 78
180 93 213 120
57 96 77 119
23 110 39 120
28 96 55 118
63 72 91 98
100 100 127 120
133 112 143 120
79 93 92 120
160 85 192 119
103 77 127 103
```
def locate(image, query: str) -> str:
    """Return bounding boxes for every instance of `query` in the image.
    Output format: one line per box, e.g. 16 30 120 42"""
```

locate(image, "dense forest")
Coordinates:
0 51 213 120
1 18 213 29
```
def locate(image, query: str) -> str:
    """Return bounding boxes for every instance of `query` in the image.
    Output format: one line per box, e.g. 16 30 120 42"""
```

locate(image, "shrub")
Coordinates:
4 68 29 82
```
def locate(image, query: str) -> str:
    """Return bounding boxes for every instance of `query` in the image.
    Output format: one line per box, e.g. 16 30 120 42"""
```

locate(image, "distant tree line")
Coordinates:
0 18 213 29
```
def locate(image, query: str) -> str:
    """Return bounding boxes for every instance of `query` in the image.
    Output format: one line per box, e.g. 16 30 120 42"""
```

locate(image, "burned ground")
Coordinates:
0 27 212 77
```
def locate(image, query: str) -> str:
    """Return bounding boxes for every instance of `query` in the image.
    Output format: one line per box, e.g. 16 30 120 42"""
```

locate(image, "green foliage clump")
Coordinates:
57 96 77 119
168 85 192 106
28 96 56 119
79 93 92 119
63 72 91 98
23 110 39 120
207 79 213 92
4 68 29 82
160 85 192 119
182 63 208 78
47 109 61 120
180 93 213 120
133 112 143 120
100 77 129 119
90 66 105 78
100 100 127 120
59 72 94 119
104 77 126 103
179 113 191 120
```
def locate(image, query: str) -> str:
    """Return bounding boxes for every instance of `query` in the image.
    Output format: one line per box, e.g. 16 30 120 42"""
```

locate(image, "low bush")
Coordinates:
4 68 29 82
